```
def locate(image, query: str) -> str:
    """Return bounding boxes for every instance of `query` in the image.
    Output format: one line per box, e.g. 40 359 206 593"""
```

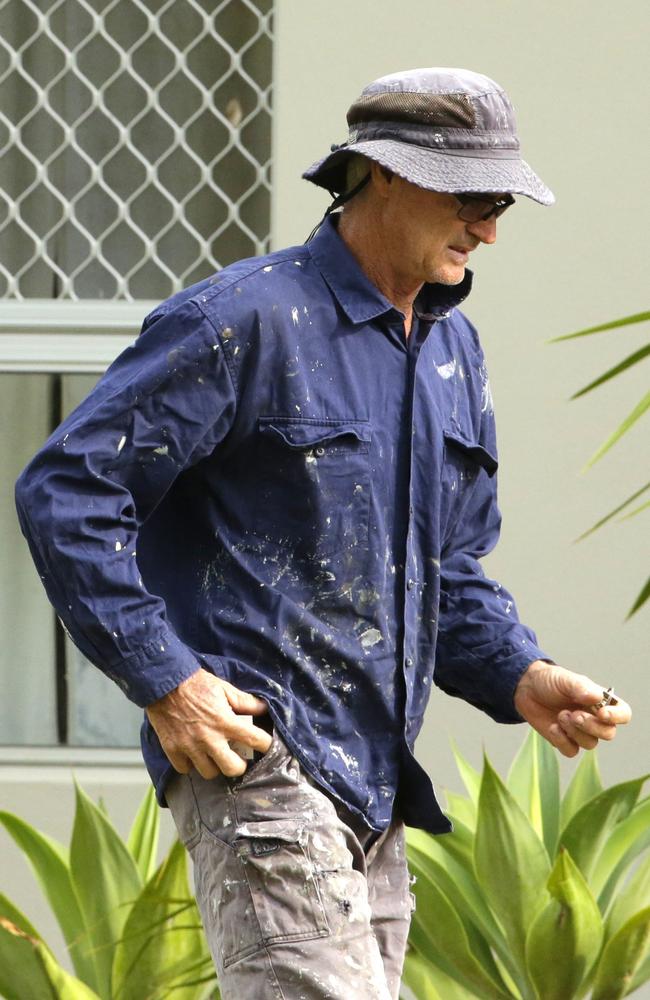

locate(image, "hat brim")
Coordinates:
303 139 554 206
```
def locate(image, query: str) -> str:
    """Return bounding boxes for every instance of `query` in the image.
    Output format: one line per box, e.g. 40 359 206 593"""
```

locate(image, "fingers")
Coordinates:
221 679 269 717
194 745 248 780
557 708 617 751
547 723 580 758
166 749 193 774
227 719 273 755
146 670 273 779
164 721 271 780
597 699 632 727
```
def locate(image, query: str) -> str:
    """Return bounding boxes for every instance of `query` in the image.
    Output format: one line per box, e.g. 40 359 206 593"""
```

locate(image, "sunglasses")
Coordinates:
454 192 515 222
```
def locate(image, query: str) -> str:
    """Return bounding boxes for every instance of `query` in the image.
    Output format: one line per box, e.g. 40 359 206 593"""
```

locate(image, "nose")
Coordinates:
466 215 498 245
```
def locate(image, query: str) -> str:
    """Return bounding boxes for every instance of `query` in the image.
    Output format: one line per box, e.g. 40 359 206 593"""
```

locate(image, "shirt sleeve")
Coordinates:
14 298 237 708
433 380 553 724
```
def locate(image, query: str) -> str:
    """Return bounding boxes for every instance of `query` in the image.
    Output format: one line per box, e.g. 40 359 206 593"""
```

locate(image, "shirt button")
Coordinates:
407 578 416 590
405 657 414 668
315 446 325 457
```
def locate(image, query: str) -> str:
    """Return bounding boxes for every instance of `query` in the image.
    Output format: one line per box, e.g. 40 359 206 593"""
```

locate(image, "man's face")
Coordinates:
383 177 501 287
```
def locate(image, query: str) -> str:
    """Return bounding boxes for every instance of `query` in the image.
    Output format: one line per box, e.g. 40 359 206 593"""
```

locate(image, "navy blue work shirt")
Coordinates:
15 216 550 834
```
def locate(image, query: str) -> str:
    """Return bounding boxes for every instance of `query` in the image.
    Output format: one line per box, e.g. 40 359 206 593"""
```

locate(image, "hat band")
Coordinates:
348 120 520 154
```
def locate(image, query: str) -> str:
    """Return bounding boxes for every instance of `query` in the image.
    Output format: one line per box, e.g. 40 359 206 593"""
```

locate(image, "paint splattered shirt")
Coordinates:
16 217 550 833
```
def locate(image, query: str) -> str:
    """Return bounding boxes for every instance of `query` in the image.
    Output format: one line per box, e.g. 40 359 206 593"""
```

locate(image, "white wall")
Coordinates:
273 0 648 793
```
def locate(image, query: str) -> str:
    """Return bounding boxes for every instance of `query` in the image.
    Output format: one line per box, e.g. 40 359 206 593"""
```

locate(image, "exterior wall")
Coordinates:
1 0 647 973
272 0 648 794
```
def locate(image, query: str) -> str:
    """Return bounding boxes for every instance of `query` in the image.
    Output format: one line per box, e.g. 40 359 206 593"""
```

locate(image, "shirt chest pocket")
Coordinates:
441 429 498 544
254 417 372 561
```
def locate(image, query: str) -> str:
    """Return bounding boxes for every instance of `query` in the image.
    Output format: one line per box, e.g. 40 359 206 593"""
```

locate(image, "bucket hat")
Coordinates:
303 67 554 205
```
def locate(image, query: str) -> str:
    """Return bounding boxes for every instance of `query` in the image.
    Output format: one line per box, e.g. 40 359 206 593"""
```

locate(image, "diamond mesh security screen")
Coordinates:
0 0 273 300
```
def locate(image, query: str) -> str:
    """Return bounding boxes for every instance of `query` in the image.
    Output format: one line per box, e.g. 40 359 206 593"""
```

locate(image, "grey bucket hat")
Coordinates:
303 67 554 205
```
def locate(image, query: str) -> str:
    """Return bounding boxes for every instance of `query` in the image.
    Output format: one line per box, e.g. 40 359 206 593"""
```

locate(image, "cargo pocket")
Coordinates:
254 416 372 561
441 429 498 543
223 819 329 967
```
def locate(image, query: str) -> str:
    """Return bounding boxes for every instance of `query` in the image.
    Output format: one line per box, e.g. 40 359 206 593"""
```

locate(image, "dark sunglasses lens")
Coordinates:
458 198 512 222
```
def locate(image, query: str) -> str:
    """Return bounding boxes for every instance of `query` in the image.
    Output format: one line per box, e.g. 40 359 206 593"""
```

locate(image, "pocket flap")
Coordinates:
443 430 498 477
234 819 305 844
259 417 371 449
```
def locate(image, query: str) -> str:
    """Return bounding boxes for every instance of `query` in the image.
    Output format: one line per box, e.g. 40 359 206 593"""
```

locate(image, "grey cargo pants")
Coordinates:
166 729 413 999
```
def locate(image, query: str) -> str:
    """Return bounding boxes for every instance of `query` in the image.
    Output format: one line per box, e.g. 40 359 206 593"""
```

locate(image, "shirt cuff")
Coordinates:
434 634 554 724
102 628 202 707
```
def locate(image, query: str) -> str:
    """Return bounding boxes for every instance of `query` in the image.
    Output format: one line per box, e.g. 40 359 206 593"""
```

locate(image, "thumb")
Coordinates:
554 667 605 707
222 681 269 716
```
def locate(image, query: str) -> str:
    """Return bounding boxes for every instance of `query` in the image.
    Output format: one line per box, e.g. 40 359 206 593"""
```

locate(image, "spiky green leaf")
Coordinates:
627 575 650 618
592 908 650 1000
112 839 214 1000
0 909 101 1000
126 785 159 884
0 810 95 987
571 344 650 399
592 797 650 907
0 915 57 1000
559 777 648 881
407 844 510 991
450 740 482 805
507 729 560 858
559 751 603 831
408 851 512 999
576 482 650 541
621 498 650 520
407 829 505 949
474 756 550 978
429 816 475 872
445 791 476 830
525 849 603 999
584 391 650 468
402 949 478 999
70 783 142 1000
38 947 104 1000
550 311 650 342
607 855 650 940
629 950 650 995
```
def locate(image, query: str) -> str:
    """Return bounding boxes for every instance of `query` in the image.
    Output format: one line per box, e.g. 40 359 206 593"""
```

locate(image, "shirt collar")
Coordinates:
306 215 473 325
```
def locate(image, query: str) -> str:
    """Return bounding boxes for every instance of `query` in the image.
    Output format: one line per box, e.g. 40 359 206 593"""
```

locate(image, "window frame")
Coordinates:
0 299 155 765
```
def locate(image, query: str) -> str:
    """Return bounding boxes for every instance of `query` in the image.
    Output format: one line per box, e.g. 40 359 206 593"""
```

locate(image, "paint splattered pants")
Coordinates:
166 729 413 999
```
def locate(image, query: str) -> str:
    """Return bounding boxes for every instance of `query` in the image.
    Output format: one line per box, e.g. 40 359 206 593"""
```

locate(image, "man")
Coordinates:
16 68 630 999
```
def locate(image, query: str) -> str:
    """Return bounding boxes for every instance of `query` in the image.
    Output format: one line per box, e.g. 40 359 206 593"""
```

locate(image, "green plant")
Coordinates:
402 731 650 1000
0 784 219 1000
551 310 650 616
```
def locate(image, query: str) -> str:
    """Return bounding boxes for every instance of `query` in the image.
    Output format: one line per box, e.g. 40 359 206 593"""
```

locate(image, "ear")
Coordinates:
368 160 395 199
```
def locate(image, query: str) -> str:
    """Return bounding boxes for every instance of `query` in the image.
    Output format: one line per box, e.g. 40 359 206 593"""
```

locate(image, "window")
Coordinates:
0 313 145 746
0 1 273 748
0 0 273 299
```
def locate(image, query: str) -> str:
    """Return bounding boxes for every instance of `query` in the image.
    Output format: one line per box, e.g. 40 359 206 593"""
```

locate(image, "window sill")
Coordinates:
0 745 143 768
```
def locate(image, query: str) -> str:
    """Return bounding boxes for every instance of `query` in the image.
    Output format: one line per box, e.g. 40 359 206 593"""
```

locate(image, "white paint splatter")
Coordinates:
115 540 123 551
263 265 273 272
117 435 126 453
331 744 359 772
436 359 457 380
154 445 169 455
291 306 299 325
360 627 382 649
479 361 494 414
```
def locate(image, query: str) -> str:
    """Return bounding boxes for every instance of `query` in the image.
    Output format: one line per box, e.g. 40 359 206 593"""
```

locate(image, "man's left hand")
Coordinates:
513 660 632 757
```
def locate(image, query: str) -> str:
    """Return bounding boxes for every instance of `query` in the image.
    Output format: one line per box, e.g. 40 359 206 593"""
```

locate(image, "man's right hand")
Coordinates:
145 670 272 780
